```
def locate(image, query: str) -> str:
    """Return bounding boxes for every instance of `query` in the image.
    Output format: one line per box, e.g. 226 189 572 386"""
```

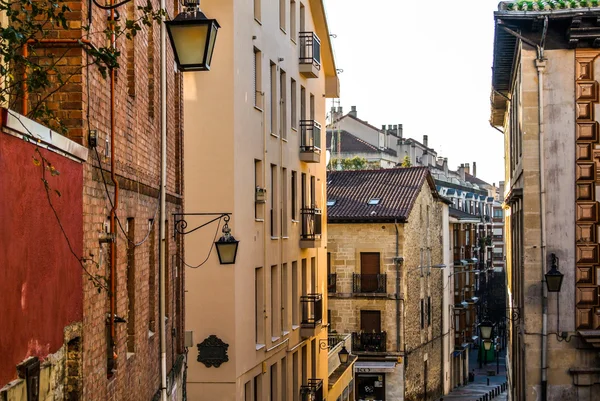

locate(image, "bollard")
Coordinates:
487 378 490 386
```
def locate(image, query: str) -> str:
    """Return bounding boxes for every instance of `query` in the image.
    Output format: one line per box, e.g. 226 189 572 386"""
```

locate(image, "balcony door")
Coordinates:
360 252 380 293
360 310 381 333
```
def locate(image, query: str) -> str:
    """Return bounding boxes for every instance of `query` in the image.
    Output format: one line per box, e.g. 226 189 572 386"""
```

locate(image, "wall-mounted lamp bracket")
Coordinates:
172 212 232 238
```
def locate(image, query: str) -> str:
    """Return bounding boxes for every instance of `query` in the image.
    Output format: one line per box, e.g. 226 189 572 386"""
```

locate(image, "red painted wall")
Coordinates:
0 132 83 386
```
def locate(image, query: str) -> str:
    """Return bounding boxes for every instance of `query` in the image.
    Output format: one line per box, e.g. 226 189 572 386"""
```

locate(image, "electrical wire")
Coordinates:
92 146 159 246
92 0 133 10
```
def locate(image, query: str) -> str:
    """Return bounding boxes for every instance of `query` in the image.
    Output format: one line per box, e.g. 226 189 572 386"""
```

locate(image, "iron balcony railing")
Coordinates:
300 293 323 328
352 273 387 293
352 331 387 352
327 273 336 293
300 120 322 153
301 207 322 240
300 378 323 401
327 333 345 350
299 32 321 69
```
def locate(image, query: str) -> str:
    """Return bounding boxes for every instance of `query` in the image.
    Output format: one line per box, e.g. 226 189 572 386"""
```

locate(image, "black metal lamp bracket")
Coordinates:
172 212 232 238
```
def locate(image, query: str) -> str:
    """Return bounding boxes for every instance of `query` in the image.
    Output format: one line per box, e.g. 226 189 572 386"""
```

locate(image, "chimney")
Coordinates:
473 161 477 177
331 106 342 122
423 135 428 148
465 163 470 175
443 157 448 175
388 125 393 130
458 164 466 181
398 124 403 139
349 106 357 118
381 125 387 132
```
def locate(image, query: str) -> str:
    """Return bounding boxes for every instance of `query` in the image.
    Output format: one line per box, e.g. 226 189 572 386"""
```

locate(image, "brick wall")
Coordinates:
17 0 185 399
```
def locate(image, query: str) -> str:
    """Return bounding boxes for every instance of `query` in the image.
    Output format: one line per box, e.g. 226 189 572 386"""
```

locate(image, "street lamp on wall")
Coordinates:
173 212 238 266
338 346 349 364
166 0 220 71
545 253 564 293
479 321 493 340
483 340 493 351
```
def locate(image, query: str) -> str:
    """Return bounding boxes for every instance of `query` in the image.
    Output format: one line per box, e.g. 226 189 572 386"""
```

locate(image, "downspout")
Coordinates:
159 1 168 399
536 39 549 401
394 220 402 352
108 4 119 374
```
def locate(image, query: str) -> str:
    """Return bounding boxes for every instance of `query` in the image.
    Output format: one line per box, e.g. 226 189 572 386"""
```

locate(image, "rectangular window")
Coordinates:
301 345 307 385
301 258 307 296
292 351 299 401
127 218 136 353
271 363 278 401
281 356 288 401
254 0 261 22
282 263 288 332
148 219 156 332
279 0 286 31
254 48 263 109
310 175 316 207
290 0 297 41
271 265 279 338
292 261 298 326
421 298 425 329
311 339 317 378
310 257 316 293
427 296 431 326
290 79 297 129
301 173 307 208
270 62 277 135
282 167 288 237
299 2 305 32
271 164 278 237
255 159 264 220
309 93 315 120
280 70 287 139
245 381 252 401
165 219 170 317
256 267 265 344
300 86 306 120
254 374 262 401
291 171 297 220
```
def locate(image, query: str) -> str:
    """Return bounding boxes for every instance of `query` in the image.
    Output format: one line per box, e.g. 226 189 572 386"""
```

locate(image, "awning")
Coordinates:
454 259 468 266
354 362 397 373
467 258 478 264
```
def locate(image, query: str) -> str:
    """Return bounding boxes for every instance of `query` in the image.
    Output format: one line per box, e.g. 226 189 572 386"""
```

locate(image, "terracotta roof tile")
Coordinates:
326 130 397 157
327 167 434 222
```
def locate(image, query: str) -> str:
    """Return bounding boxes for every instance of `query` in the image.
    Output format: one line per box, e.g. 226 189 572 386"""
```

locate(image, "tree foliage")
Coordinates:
400 155 412 167
328 156 371 171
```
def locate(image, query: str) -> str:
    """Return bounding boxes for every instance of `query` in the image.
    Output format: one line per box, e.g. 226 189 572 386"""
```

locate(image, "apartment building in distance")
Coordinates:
490 1 600 399
182 0 342 400
326 167 449 401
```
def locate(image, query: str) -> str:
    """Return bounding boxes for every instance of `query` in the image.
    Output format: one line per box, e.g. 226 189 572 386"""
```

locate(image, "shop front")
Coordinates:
354 361 402 401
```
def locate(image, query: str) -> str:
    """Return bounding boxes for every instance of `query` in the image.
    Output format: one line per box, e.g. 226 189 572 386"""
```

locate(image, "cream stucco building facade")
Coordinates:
182 0 340 399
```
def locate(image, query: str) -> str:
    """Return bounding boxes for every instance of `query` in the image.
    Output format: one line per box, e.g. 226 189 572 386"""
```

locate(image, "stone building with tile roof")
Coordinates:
326 167 452 401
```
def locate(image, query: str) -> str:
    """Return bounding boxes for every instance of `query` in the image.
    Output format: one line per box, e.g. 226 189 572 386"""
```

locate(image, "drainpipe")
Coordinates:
159 0 168 398
394 220 402 352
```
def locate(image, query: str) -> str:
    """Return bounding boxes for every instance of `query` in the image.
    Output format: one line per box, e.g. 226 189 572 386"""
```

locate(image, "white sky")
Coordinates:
323 0 506 186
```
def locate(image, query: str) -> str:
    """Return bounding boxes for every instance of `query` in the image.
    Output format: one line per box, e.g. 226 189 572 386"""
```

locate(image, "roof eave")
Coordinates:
309 0 339 98
328 216 407 224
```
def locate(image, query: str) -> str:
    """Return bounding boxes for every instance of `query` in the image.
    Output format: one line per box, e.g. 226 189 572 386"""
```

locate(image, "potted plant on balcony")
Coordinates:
255 186 267 203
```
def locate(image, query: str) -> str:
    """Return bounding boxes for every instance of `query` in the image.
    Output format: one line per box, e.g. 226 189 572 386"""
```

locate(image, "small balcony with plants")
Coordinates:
300 206 322 248
299 120 322 163
300 378 323 401
352 273 387 295
299 31 321 78
300 293 323 338
351 331 387 353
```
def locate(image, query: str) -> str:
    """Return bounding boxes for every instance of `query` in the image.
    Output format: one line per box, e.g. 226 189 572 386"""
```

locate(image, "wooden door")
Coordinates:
360 252 380 292
360 310 381 333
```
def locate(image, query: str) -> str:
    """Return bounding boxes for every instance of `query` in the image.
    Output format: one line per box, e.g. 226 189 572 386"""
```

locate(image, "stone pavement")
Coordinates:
438 347 508 401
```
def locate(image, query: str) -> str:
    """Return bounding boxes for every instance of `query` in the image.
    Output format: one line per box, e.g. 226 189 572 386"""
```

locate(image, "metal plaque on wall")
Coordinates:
197 335 229 368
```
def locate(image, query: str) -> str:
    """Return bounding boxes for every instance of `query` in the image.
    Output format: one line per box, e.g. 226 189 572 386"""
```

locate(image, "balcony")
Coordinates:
352 273 387 294
299 120 322 163
327 273 336 293
352 331 387 352
300 293 323 338
300 379 323 401
299 32 321 78
300 207 322 248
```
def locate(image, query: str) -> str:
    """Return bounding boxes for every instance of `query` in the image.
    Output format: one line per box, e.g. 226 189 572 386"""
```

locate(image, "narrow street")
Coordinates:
442 347 508 401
